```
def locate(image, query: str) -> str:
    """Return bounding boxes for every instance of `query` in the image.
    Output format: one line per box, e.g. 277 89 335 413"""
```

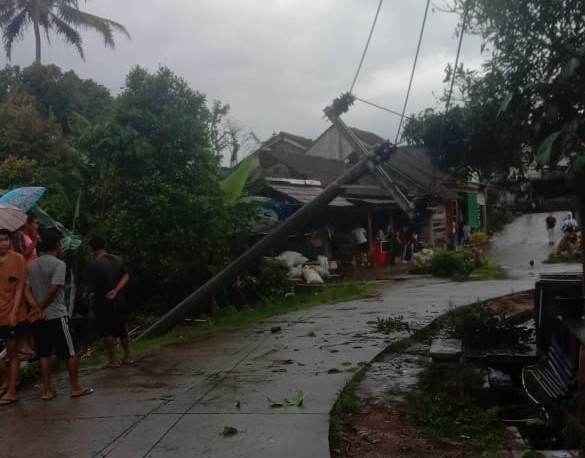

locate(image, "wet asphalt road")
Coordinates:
1 212 581 458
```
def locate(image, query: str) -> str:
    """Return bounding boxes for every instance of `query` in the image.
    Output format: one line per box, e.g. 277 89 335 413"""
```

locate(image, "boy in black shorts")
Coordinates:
25 231 93 400
86 236 132 368
0 228 27 406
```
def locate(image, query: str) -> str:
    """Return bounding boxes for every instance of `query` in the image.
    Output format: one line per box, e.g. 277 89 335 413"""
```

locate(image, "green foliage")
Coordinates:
447 305 531 351
469 231 488 244
544 253 581 264
374 316 412 334
221 426 238 438
471 257 507 280
76 66 255 311
0 90 78 168
487 204 514 234
408 390 504 453
402 67 530 182
251 260 291 302
429 250 475 278
451 0 585 199
0 156 42 189
0 0 129 64
268 390 304 407
220 154 256 203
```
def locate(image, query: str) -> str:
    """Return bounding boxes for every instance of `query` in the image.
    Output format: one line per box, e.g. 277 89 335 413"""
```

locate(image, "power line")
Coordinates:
432 0 470 189
349 0 384 94
394 0 432 145
354 96 412 120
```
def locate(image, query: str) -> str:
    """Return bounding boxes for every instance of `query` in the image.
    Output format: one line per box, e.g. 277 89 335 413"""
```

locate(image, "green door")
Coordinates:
467 193 479 229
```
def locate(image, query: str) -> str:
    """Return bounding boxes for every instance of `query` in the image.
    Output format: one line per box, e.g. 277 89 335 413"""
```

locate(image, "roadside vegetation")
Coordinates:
330 297 535 457
416 250 506 280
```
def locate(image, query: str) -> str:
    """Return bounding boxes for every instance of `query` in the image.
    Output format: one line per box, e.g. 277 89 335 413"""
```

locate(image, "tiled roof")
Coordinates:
257 145 454 201
266 183 353 207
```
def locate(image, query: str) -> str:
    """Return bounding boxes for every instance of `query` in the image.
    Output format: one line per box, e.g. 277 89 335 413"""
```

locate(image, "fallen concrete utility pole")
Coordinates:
140 96 396 338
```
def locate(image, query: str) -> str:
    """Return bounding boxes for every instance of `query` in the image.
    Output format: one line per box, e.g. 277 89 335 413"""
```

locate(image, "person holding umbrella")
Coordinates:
0 227 27 406
12 213 41 266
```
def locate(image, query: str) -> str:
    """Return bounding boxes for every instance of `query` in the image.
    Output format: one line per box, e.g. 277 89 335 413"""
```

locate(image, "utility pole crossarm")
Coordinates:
324 94 414 217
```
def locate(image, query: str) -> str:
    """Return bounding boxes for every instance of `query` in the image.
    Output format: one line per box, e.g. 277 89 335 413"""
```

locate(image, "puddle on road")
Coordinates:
359 349 428 405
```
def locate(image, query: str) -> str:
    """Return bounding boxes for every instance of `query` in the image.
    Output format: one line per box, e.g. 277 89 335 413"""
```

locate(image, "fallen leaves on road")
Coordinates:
222 426 238 437
268 390 304 407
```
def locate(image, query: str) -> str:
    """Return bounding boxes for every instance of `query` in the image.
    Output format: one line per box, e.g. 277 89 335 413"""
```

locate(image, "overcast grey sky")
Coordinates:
4 0 484 146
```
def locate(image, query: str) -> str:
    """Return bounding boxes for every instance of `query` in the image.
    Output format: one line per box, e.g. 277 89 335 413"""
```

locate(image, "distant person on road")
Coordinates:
25 230 93 400
351 224 370 267
86 236 132 367
0 228 27 406
561 212 578 235
545 213 557 245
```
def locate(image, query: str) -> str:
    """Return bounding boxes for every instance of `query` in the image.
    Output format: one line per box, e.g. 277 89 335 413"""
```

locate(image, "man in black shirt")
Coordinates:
545 213 557 245
86 237 132 367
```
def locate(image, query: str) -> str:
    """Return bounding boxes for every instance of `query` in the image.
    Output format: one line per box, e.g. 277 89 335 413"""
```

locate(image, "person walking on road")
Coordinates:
545 213 557 245
25 230 93 400
86 236 132 368
0 228 27 406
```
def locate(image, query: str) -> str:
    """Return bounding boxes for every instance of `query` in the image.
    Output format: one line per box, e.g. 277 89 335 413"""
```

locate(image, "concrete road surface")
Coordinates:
1 213 581 458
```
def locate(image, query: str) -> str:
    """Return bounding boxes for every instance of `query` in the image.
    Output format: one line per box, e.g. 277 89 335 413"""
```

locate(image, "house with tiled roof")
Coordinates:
249 126 487 263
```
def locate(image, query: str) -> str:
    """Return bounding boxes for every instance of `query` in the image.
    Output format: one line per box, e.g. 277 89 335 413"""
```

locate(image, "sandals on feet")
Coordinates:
0 397 19 406
71 387 94 398
42 392 57 401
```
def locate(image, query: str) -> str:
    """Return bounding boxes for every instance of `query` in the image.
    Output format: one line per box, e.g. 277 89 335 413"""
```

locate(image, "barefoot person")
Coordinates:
86 237 132 367
0 228 27 406
25 230 93 400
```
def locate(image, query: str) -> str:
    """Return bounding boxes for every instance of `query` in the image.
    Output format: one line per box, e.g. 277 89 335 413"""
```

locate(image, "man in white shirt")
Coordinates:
351 224 370 267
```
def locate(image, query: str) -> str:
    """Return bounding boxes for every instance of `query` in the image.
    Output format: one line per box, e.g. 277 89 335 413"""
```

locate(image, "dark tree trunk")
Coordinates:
33 1 41 64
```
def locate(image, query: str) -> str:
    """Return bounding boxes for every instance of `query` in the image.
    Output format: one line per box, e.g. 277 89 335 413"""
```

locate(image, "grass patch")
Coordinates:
81 282 374 368
470 258 507 280
407 389 504 454
329 363 371 453
543 254 581 264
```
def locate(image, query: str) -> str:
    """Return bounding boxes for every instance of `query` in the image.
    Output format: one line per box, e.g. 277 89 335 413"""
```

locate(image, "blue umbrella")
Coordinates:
0 186 46 212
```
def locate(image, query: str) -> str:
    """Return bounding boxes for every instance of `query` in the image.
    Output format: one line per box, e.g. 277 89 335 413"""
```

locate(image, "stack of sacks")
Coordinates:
274 251 308 279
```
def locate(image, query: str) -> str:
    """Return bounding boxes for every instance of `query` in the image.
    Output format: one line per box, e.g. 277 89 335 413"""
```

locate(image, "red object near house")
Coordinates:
370 241 389 266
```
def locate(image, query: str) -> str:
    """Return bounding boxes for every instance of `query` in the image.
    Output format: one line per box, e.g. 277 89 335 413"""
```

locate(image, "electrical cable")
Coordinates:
353 96 412 120
349 0 384 94
394 0 432 145
430 0 469 189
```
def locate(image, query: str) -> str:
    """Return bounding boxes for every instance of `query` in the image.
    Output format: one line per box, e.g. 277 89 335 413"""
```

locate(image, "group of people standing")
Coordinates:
0 214 131 406
352 221 419 267
545 211 579 245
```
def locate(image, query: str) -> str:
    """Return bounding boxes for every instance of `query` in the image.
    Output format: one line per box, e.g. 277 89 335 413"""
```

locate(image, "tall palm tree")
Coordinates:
0 0 129 64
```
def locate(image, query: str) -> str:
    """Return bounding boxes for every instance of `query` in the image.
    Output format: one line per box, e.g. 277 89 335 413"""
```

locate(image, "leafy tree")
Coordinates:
0 89 82 223
449 0 585 285
77 67 251 311
403 65 531 182
0 89 78 168
0 64 112 131
0 156 42 189
0 0 129 64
